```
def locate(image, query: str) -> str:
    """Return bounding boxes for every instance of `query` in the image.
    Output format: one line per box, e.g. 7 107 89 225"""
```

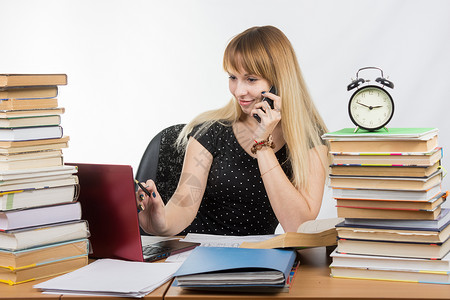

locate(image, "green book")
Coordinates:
322 128 438 141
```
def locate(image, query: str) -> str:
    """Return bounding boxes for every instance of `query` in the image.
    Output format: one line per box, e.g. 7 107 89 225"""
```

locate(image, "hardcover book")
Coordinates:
0 86 58 100
0 202 82 231
0 74 67 88
336 220 450 243
329 170 442 191
0 126 63 142
0 220 89 251
336 237 450 259
330 249 450 271
344 208 450 230
332 184 442 201
0 239 88 270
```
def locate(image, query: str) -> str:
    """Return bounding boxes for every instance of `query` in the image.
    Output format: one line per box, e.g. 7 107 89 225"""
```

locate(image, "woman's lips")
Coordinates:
239 99 254 106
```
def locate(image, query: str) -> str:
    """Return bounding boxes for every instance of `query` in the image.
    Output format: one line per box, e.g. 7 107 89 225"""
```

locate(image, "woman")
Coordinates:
137 25 329 236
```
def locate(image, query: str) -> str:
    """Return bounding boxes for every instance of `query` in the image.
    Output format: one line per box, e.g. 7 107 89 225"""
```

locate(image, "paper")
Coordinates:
165 233 277 263
34 259 181 298
180 233 276 247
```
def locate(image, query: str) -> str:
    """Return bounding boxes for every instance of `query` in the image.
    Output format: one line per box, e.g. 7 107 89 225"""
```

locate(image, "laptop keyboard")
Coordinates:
142 245 171 260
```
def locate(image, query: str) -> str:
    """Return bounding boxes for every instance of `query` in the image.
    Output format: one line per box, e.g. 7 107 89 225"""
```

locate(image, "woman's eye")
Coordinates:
228 75 236 80
248 77 257 82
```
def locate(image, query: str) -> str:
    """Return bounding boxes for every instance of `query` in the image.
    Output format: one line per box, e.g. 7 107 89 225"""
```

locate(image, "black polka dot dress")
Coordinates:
180 121 292 236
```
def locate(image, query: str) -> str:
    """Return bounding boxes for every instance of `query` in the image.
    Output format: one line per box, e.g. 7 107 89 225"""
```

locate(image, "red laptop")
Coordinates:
66 163 199 262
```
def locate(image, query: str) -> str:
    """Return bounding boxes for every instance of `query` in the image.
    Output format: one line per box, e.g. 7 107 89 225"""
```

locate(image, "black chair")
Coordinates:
135 124 186 205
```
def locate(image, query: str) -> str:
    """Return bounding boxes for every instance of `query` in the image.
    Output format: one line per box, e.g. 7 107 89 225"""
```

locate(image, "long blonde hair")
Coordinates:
177 26 329 190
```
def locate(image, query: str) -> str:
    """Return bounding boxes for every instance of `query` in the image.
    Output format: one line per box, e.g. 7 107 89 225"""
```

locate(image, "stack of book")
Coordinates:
322 128 450 284
0 74 89 285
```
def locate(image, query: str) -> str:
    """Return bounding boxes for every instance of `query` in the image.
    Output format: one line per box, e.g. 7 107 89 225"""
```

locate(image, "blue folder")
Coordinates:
173 246 296 288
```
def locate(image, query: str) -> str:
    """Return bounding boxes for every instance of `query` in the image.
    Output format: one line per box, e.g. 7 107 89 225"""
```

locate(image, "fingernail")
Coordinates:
262 91 266 94
139 194 145 201
152 192 156 198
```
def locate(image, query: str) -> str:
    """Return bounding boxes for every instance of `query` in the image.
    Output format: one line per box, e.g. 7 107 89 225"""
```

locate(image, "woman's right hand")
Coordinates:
136 179 167 235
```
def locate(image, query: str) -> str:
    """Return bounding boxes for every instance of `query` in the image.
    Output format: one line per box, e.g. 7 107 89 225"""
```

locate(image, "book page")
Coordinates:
297 218 344 234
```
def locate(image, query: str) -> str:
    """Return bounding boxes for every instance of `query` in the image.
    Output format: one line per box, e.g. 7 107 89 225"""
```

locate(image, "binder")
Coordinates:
173 246 296 290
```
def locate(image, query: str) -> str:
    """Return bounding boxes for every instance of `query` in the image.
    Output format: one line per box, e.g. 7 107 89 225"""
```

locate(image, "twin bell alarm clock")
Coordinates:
347 67 394 132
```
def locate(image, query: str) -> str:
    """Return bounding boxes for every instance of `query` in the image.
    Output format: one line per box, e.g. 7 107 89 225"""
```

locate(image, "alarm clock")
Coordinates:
347 67 394 132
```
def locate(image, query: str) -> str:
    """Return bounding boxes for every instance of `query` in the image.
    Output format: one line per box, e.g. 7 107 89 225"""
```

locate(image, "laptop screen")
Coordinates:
67 163 144 262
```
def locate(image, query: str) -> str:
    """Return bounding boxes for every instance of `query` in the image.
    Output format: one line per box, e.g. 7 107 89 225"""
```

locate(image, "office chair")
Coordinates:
135 124 186 204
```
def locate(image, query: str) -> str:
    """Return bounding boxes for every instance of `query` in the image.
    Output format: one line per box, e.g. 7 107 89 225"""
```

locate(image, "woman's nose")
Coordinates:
235 82 248 97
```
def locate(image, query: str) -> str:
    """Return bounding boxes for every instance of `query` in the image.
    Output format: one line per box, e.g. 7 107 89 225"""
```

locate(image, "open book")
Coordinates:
239 218 343 249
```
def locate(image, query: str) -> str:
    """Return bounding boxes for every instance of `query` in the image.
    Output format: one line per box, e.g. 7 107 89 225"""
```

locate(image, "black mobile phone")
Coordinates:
254 86 278 123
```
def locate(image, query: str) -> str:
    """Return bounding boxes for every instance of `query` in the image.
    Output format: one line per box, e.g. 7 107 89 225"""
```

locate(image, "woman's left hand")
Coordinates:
252 91 282 141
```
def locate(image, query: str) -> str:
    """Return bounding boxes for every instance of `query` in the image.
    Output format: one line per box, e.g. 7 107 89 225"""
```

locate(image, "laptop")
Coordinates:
66 163 199 262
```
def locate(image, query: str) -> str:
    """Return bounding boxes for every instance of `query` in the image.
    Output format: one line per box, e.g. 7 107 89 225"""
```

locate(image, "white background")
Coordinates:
1 0 449 219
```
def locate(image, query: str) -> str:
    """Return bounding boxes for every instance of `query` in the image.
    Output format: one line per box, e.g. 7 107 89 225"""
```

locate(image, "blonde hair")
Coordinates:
177 26 329 190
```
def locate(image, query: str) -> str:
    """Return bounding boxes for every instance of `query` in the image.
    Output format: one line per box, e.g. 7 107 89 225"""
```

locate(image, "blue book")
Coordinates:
173 247 296 290
344 208 450 230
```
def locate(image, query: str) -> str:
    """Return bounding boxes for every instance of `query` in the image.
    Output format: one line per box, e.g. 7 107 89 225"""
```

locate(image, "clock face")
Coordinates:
348 85 394 130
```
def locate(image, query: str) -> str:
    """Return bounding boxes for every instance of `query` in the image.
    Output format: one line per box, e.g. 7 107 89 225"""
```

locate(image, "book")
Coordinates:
330 162 441 178
239 217 343 249
330 249 450 272
0 220 89 251
0 98 58 110
0 185 78 211
0 136 69 154
0 149 62 161
173 247 296 290
336 221 450 243
0 202 82 230
336 204 442 220
332 184 442 201
0 239 88 270
0 86 58 100
0 115 61 128
322 128 439 141
326 135 438 153
0 174 78 193
0 74 67 88
0 150 63 171
0 125 63 141
344 208 450 230
0 107 64 118
0 254 87 285
0 165 77 181
335 191 447 211
329 264 450 284
0 156 63 171
330 147 442 166
336 237 450 259
329 170 442 191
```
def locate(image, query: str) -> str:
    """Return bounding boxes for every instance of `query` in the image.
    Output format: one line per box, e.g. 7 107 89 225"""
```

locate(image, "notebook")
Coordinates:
66 163 199 262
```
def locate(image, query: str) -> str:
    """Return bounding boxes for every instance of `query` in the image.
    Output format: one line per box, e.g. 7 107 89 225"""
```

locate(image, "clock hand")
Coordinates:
357 101 384 110
356 101 371 109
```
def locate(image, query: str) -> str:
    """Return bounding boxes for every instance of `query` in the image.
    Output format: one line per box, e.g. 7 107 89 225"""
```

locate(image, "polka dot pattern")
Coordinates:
180 121 292 236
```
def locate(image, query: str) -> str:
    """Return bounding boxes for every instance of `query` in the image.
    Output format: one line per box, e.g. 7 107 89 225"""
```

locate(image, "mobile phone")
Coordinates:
253 86 278 123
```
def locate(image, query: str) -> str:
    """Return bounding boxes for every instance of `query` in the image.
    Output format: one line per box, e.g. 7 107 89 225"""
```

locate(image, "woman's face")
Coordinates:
228 69 271 116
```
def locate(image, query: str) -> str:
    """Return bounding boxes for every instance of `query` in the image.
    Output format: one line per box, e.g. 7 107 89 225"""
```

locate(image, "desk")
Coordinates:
0 278 59 300
0 277 170 300
2 247 450 299
165 247 450 300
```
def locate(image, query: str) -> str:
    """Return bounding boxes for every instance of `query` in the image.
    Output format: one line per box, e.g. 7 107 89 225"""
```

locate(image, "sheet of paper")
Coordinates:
165 233 278 263
34 259 182 298
180 233 277 247
141 235 179 247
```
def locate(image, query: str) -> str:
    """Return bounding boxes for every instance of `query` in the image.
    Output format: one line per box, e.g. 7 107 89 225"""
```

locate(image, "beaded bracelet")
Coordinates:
251 134 275 154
